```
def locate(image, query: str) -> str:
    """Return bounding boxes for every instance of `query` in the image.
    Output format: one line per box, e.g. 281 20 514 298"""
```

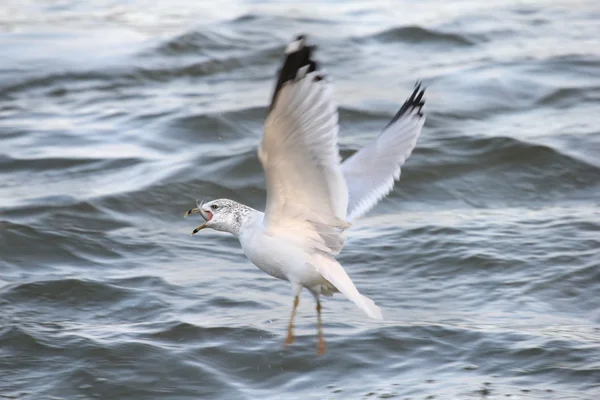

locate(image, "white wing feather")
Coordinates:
260 39 349 256
343 85 425 221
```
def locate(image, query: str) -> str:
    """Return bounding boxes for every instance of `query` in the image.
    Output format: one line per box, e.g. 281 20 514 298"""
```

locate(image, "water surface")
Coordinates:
1 0 600 399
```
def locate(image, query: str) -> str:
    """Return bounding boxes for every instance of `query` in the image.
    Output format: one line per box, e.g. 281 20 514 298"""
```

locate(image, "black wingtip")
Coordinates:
387 81 426 126
269 35 323 111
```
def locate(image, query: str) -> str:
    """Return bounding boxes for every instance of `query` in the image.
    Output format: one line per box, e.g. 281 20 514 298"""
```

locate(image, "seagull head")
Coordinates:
185 198 251 236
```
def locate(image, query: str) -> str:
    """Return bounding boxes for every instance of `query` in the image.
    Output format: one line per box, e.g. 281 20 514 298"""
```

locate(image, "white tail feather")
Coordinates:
314 253 383 320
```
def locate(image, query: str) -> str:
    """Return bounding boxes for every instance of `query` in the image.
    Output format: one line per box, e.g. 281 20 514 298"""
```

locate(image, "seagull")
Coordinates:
185 35 425 354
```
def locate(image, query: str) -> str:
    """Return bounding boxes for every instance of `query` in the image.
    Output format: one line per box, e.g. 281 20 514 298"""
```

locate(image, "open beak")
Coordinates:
185 201 213 235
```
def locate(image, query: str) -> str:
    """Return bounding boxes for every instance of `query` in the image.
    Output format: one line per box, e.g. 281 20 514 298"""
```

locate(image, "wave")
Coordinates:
2 278 133 304
537 86 600 107
0 154 142 174
0 46 281 97
0 277 178 325
363 25 482 46
0 220 111 269
397 134 600 199
154 31 245 56
152 24 281 57
230 13 337 26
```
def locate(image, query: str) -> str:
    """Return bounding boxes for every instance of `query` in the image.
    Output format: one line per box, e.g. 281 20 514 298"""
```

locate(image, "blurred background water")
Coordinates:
1 0 600 399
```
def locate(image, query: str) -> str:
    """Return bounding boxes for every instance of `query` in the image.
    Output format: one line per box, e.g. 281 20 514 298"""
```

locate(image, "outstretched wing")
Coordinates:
260 36 349 255
342 84 425 221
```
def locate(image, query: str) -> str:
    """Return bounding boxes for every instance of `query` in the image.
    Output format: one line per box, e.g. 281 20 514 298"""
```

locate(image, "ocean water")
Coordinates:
1 0 599 399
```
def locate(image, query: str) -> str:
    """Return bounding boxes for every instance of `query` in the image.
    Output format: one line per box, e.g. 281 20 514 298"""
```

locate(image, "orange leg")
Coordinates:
284 295 300 347
316 300 326 355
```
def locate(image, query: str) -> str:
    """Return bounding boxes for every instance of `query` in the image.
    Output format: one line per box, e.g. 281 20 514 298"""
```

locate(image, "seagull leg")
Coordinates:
316 298 327 355
284 295 299 347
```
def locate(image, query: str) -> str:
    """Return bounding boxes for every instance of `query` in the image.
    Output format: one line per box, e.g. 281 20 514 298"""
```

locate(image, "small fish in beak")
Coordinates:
186 200 213 235
184 208 199 218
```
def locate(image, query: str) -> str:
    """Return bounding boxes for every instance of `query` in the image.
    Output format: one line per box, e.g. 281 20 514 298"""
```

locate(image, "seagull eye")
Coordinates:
211 204 219 210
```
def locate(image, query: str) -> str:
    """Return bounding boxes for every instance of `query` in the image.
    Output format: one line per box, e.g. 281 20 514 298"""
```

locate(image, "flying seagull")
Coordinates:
185 35 425 354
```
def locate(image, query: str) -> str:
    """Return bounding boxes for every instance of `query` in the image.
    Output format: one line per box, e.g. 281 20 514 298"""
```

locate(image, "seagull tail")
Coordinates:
314 253 384 320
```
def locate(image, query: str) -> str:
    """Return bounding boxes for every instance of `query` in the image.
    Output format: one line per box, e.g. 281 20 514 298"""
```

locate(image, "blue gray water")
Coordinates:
1 1 599 399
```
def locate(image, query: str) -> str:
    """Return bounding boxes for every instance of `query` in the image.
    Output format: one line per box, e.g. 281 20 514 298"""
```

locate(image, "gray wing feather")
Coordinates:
342 84 425 221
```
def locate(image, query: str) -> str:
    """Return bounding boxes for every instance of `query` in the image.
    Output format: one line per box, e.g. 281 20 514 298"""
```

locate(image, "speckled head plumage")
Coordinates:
185 198 254 236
